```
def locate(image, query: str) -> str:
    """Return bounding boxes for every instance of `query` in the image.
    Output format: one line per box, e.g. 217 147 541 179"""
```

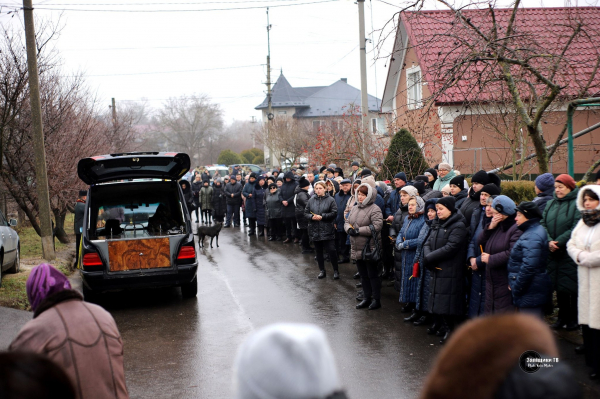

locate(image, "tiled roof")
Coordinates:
401 7 600 104
256 74 381 116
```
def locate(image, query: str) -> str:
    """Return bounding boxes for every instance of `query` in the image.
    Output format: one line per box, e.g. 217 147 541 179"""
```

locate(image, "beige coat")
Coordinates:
344 183 383 260
10 290 129 399
567 185 600 329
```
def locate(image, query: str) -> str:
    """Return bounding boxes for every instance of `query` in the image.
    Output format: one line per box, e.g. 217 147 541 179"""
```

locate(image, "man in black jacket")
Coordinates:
224 178 243 227
279 171 298 243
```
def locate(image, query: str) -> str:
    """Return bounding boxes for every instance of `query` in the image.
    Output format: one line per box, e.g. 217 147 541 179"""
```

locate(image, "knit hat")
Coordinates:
471 170 490 185
326 167 335 174
299 177 310 188
425 198 439 212
268 183 277 190
535 173 555 192
215 178 223 184
394 172 407 182
441 185 452 195
26 263 72 312
351 161 359 167
400 185 419 198
516 201 543 220
328 163 337 169
234 323 342 399
425 168 438 180
437 196 456 213
249 173 257 179
492 195 516 216
78 190 87 197
480 183 501 196
438 163 452 171
319 166 327 173
360 168 372 177
415 175 429 183
555 174 576 191
413 181 426 195
449 175 465 188
224 175 230 180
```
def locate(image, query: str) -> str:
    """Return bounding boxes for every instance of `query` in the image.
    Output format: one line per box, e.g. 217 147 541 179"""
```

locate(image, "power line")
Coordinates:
65 64 263 77
36 0 307 5
15 0 340 12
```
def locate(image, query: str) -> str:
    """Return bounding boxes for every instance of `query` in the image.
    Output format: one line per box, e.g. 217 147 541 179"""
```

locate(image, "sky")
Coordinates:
0 0 576 125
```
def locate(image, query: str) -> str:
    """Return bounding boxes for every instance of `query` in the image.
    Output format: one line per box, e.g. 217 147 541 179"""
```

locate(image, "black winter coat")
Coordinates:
334 190 352 232
479 217 522 315
304 194 337 242
453 189 468 209
294 186 310 230
279 172 298 218
179 180 195 214
423 212 468 316
460 189 481 228
252 183 267 226
211 184 227 217
224 182 243 206
467 206 489 317
191 181 203 205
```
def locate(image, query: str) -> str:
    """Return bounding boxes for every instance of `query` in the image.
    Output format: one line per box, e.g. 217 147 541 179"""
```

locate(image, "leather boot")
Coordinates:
333 271 340 280
440 319 452 344
317 270 326 279
368 299 381 310
427 320 441 335
356 291 365 301
258 228 264 237
356 299 371 309
353 272 361 279
247 229 255 236
401 303 414 313
404 310 420 322
413 315 431 326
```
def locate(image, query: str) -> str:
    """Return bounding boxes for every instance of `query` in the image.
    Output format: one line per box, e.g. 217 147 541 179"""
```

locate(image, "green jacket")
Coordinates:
199 186 214 210
541 188 580 294
432 170 456 191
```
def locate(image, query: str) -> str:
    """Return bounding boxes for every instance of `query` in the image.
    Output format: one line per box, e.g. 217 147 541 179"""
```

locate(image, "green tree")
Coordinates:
250 148 263 158
252 153 265 164
379 128 430 181
240 149 255 163
217 149 242 165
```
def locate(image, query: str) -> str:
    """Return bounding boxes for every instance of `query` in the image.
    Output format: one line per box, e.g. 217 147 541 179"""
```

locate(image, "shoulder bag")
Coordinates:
361 224 381 263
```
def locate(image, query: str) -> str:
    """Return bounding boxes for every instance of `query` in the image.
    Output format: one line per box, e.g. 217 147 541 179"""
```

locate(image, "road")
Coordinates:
69 225 600 398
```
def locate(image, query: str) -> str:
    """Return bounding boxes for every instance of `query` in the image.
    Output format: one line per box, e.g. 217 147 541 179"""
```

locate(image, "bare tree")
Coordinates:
255 115 312 167
153 94 224 164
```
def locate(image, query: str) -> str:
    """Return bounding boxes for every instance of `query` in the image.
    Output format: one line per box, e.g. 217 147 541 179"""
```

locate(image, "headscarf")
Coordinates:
26 263 72 312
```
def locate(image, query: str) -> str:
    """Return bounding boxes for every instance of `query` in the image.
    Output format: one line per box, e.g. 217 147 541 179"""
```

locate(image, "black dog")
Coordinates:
197 222 222 248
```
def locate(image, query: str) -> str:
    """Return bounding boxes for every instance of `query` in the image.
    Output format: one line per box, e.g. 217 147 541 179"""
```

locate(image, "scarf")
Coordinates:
582 209 600 227
468 187 481 202
408 211 424 220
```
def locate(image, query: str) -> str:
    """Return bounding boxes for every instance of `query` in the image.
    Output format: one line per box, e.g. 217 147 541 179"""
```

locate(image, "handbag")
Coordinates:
361 224 381 262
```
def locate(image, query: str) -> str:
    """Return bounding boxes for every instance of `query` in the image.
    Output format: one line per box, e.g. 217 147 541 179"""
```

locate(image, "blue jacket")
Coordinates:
385 188 402 218
334 190 352 232
252 184 267 226
375 193 385 216
507 218 552 308
243 179 257 218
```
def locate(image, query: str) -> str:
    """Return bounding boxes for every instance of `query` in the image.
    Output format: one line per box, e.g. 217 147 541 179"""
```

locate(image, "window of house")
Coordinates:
371 118 378 133
312 120 321 131
407 67 422 110
278 111 287 115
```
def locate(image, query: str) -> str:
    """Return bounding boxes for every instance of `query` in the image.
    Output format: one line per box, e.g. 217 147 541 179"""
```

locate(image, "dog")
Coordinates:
197 222 222 248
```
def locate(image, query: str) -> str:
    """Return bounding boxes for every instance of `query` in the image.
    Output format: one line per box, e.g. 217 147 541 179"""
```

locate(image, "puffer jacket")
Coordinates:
479 217 522 315
224 181 243 206
252 182 267 226
191 180 203 205
334 189 352 232
279 171 298 218
432 170 456 191
423 212 468 316
385 188 403 218
567 185 600 329
541 188 580 294
532 187 554 213
265 188 283 219
10 290 129 399
179 180 194 213
421 188 442 202
508 218 551 308
415 220 433 312
393 204 409 291
199 186 214 211
211 183 227 218
460 189 481 228
294 186 310 230
453 188 468 209
305 192 337 242
344 183 383 260
397 213 426 304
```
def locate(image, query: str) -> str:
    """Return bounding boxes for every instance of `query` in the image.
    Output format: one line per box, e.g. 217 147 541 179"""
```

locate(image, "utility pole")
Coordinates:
111 97 117 125
22 0 55 260
250 116 257 148
266 7 274 170
357 0 369 162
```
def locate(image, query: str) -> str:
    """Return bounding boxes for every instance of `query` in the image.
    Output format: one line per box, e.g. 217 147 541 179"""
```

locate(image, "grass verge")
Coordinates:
0 270 31 311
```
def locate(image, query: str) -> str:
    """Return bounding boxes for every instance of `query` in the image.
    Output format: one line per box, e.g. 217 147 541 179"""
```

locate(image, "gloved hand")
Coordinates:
347 228 359 237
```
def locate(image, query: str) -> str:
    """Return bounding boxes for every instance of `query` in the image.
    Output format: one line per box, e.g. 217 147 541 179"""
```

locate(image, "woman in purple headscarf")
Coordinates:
10 264 129 399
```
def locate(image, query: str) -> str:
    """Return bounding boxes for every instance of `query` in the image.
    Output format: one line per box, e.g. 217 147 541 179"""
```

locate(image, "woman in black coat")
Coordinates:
211 179 227 223
423 196 468 344
252 177 268 237
304 181 339 280
179 180 195 217
295 177 312 252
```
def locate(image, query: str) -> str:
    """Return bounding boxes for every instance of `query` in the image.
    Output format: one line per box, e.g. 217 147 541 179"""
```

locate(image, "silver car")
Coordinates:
0 210 20 287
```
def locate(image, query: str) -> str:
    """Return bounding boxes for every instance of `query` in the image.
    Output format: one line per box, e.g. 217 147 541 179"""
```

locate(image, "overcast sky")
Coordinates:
0 0 572 125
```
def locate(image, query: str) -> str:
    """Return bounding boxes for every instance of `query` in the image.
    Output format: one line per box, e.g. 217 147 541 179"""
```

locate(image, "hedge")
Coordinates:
499 181 536 204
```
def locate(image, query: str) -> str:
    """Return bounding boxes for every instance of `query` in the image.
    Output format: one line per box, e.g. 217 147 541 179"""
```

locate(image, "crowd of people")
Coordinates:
3 162 600 399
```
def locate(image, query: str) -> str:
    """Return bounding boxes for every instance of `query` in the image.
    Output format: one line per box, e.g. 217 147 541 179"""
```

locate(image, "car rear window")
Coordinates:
88 181 186 239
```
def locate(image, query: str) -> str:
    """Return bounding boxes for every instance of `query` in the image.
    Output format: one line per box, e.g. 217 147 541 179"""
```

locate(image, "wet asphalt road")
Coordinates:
88 224 600 399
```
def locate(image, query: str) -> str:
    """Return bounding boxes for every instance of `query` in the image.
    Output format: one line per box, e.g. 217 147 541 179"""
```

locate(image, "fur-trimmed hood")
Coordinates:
356 183 375 208
577 184 600 211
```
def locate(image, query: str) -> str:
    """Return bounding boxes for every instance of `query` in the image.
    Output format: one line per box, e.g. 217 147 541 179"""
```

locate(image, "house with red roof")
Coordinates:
381 6 600 176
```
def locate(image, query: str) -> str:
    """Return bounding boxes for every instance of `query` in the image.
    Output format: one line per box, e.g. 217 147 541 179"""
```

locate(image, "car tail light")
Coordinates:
83 253 103 267
177 246 196 260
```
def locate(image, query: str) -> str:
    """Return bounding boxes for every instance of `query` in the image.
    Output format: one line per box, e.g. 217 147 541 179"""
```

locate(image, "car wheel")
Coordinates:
7 248 20 274
181 277 198 299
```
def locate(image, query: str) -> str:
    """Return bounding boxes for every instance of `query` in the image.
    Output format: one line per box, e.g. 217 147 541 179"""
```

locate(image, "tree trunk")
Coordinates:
528 124 549 173
52 208 70 244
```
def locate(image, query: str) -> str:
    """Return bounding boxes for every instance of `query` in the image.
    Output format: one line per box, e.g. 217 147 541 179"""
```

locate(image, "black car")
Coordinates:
77 152 198 300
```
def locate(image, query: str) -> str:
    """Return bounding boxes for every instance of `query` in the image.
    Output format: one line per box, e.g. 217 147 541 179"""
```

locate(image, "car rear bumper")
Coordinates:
81 264 197 292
